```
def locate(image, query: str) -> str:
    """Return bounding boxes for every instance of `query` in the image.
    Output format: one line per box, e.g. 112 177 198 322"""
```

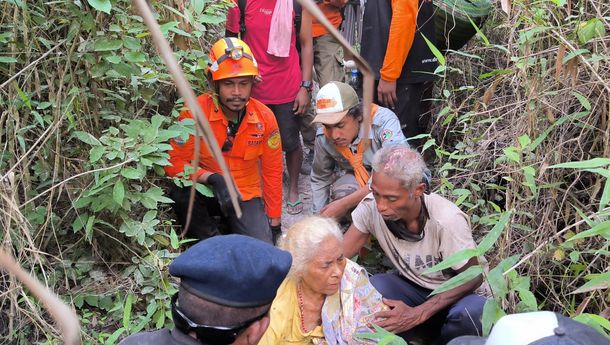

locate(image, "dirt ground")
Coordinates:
281 166 315 230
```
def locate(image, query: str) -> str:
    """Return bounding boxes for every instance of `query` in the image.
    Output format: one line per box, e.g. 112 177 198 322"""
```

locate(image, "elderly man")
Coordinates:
119 234 292 345
165 37 282 243
344 144 487 344
310 81 408 219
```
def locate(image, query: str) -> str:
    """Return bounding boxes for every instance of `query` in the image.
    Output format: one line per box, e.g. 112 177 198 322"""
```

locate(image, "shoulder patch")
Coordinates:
267 129 281 149
381 129 393 141
173 137 186 146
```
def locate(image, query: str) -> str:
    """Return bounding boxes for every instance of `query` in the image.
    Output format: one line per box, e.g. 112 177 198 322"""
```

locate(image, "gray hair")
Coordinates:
371 144 428 191
278 216 343 278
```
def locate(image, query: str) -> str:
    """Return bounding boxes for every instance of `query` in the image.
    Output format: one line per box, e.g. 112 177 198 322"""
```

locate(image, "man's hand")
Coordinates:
293 88 310 115
320 199 349 219
206 173 235 217
374 298 425 333
377 79 397 109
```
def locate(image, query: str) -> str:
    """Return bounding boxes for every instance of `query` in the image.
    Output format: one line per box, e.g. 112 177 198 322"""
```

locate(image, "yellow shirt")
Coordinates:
258 278 326 345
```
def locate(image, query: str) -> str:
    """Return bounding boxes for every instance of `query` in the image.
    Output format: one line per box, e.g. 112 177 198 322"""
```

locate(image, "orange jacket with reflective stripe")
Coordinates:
165 94 283 218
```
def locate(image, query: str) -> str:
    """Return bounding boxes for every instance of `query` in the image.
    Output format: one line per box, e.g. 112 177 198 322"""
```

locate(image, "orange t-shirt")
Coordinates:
379 0 418 81
312 0 347 38
165 94 283 218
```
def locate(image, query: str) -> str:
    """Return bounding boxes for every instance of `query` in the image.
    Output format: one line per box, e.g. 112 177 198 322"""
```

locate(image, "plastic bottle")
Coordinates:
348 68 360 89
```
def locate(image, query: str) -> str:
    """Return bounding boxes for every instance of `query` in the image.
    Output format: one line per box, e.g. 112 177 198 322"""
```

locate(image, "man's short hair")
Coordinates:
372 144 428 191
177 285 270 327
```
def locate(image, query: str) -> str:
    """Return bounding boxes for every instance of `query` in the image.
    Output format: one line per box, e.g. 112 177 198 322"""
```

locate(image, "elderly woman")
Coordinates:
258 216 385 345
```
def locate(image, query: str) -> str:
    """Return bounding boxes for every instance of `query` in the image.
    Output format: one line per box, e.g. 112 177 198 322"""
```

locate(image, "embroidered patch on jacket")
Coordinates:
267 129 281 149
256 122 264 131
173 137 186 146
381 129 393 142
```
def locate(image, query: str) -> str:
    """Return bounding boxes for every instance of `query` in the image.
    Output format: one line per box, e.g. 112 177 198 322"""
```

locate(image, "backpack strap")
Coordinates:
293 0 302 37
238 0 247 38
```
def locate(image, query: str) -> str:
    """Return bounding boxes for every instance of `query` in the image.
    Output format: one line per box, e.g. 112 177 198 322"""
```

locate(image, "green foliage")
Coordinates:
354 324 409 344
0 0 230 343
415 0 609 337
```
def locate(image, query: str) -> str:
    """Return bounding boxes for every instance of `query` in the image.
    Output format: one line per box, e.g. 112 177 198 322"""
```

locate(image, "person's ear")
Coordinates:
235 316 270 345
414 182 426 198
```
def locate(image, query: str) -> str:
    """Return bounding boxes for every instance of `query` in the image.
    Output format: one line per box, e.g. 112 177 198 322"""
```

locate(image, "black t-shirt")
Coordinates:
361 0 438 84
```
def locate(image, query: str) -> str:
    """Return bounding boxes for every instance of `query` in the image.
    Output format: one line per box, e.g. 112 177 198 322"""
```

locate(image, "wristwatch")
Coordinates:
300 80 313 92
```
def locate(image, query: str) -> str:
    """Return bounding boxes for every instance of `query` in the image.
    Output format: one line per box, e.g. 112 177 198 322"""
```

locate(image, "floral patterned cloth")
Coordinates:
321 260 387 345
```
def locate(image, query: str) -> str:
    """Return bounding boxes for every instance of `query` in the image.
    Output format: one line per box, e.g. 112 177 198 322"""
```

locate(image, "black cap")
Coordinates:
448 311 610 345
169 234 292 307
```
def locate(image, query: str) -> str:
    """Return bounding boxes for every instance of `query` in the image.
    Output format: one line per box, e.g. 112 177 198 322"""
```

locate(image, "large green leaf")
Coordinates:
113 180 125 206
424 248 478 274
421 33 445 66
73 131 101 146
481 299 506 336
567 219 610 241
577 18 606 45
476 211 512 254
429 265 483 295
0 56 17 63
94 38 123 51
87 0 111 14
572 271 610 294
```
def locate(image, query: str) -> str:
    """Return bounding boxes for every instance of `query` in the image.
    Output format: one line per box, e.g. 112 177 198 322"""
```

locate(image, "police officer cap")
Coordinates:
169 234 292 307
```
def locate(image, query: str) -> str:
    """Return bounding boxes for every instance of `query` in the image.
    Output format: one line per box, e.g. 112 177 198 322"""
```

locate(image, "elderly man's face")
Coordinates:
301 235 346 295
370 171 424 221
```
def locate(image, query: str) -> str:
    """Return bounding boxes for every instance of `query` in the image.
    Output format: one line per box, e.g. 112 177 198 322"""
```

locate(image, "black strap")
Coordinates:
238 0 247 38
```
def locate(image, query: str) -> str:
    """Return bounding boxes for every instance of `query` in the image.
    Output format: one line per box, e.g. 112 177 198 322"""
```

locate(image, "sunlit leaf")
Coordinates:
421 33 445 66
577 18 606 45
0 56 17 63
113 180 125 206
87 0 111 14
476 211 512 254
424 248 478 274
73 131 101 146
549 158 610 169
482 299 506 336
429 265 484 295
567 220 610 241
94 38 122 51
572 271 610 294
122 294 133 329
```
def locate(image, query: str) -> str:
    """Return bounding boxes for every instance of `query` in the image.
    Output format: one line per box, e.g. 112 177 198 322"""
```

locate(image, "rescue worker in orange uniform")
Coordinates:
165 38 283 244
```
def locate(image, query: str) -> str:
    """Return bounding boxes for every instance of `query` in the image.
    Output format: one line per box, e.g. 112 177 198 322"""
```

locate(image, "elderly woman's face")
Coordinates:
301 235 346 296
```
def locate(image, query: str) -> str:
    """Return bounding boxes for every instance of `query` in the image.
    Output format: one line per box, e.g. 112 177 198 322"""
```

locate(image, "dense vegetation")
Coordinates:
0 0 608 343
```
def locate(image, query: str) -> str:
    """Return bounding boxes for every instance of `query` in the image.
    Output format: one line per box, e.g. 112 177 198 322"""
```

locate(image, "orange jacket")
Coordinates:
165 94 283 218
380 0 418 81
312 0 347 38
